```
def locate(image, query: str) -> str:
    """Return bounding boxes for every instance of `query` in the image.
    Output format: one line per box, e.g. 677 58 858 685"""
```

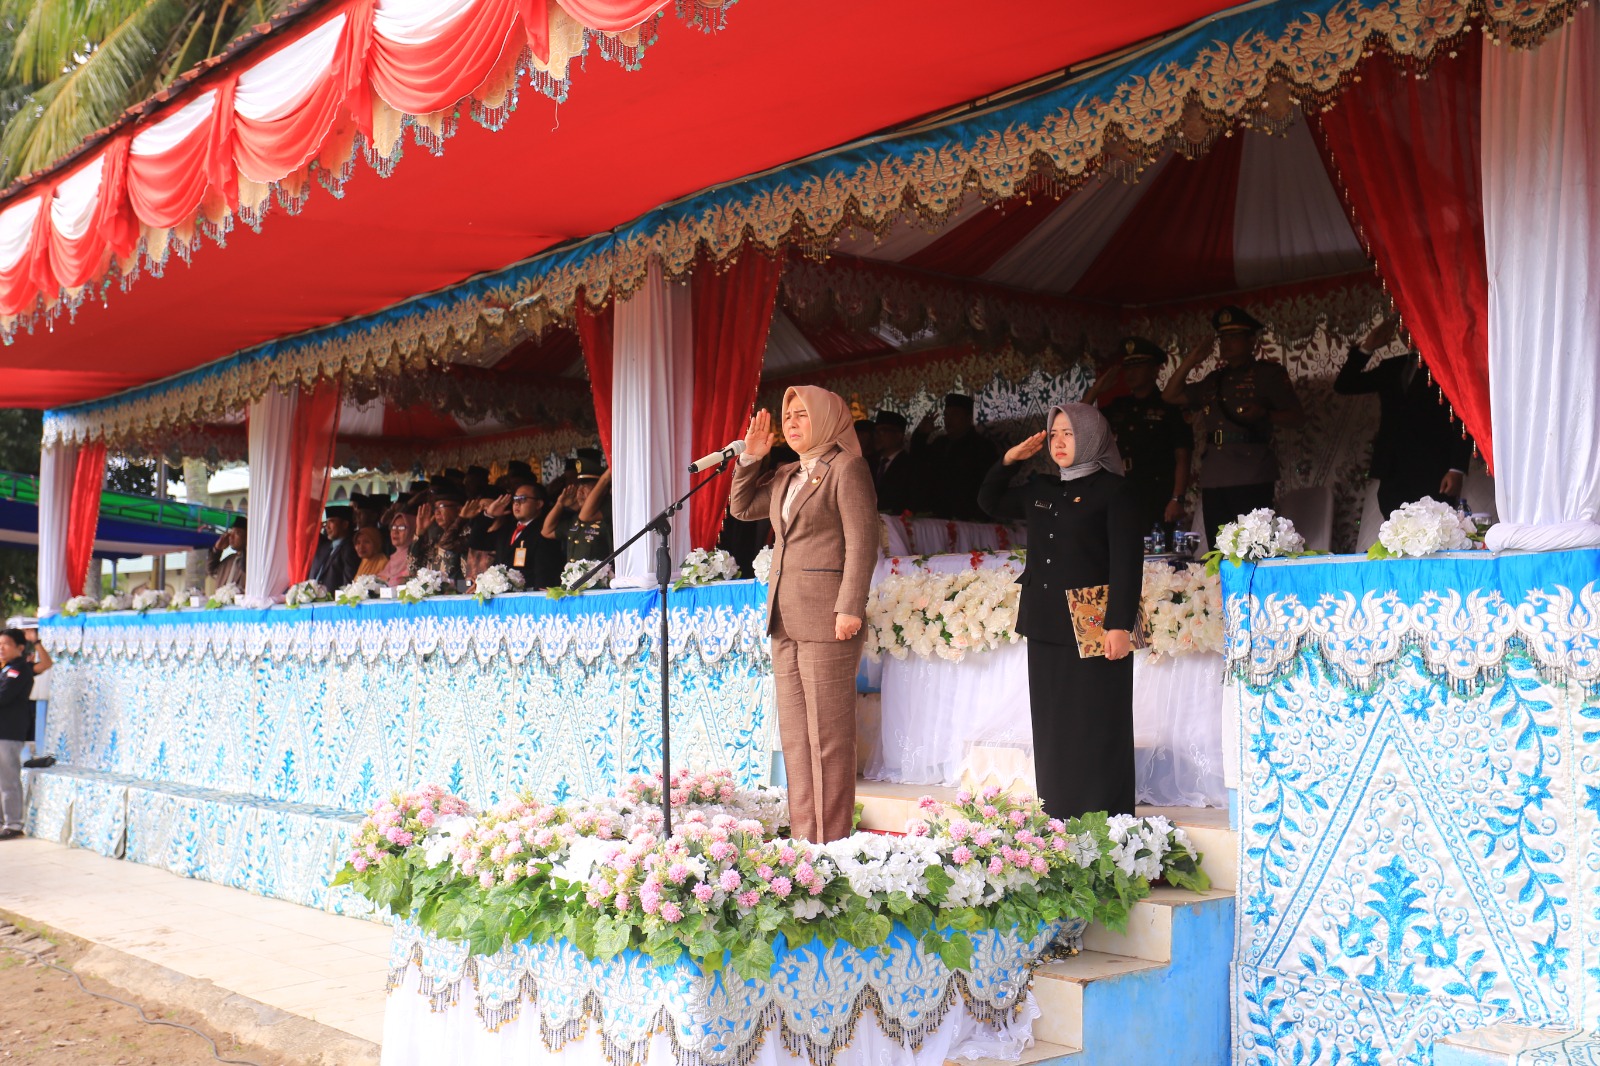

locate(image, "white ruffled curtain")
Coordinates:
611 261 694 583
245 388 297 603
36 442 77 613
1482 7 1600 549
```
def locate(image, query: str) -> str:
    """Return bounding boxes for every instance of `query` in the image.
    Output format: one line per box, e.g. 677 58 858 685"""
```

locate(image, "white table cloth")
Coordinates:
866 643 1226 808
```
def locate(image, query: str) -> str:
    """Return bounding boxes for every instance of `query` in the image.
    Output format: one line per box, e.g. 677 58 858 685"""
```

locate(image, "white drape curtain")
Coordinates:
245 388 297 603
0 197 42 271
1482 7 1600 549
611 260 694 583
233 14 347 121
36 442 76 614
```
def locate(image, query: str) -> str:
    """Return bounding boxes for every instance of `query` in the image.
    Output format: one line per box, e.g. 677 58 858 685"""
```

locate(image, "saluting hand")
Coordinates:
485 494 512 519
1003 431 1046 466
744 410 774 461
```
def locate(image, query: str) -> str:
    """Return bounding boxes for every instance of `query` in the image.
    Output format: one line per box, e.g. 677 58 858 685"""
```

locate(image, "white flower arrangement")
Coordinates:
335 574 385 606
472 564 526 603
673 547 740 590
1370 497 1478 559
60 595 99 616
864 565 1022 663
1105 813 1193 882
98 590 131 612
399 568 448 604
751 545 772 584
1204 508 1314 574
1139 561 1224 659
284 580 331 608
561 559 611 592
131 588 171 613
176 587 206 609
206 583 241 609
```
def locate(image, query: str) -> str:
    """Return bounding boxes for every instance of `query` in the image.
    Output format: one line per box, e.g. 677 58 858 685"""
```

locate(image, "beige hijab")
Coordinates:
783 385 861 462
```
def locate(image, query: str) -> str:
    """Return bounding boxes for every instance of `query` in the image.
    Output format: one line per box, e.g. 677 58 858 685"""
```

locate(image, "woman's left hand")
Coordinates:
835 613 862 641
1105 629 1132 660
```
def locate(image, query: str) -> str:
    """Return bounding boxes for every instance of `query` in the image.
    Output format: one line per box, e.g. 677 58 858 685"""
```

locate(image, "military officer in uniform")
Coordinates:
1162 306 1302 543
542 448 613 566
978 403 1143 819
1086 337 1193 534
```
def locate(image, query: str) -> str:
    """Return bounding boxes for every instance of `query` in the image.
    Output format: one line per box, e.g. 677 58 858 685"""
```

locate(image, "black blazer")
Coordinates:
1334 346 1473 483
978 464 1144 645
0 656 35 743
310 537 359 591
469 514 563 589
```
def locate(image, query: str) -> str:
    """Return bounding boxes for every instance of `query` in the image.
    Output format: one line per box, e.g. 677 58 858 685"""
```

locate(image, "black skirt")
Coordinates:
1026 636 1135 820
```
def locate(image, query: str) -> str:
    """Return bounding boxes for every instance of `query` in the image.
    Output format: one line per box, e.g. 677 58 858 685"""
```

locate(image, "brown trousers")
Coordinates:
770 611 860 844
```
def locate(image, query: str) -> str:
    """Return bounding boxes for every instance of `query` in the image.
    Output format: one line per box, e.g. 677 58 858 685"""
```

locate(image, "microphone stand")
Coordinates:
569 458 736 836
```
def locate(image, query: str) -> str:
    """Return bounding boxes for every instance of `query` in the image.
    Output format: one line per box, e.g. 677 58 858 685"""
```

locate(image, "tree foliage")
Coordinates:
0 0 294 183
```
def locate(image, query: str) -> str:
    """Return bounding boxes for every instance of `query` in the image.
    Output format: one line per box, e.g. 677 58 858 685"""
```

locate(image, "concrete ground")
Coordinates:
0 838 385 1065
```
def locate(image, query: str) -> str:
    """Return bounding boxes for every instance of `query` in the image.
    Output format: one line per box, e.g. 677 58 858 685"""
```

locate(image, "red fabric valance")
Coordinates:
1311 41 1493 468
0 0 695 322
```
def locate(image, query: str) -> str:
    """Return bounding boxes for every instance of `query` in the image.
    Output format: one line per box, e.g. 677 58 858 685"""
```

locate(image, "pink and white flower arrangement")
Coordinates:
344 784 473 875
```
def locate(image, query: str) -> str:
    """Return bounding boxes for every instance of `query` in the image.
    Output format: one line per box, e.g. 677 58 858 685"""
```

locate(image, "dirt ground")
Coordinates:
0 925 291 1066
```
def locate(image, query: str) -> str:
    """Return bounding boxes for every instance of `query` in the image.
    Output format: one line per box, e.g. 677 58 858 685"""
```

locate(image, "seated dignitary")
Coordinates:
310 504 360 591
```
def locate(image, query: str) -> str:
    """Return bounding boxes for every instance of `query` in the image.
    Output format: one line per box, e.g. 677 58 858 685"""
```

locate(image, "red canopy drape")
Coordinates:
576 293 616 463
286 379 343 584
689 250 781 550
1310 40 1492 468
65 441 107 597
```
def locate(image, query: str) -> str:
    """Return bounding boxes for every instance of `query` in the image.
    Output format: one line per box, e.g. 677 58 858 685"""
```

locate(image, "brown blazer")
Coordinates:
729 445 879 642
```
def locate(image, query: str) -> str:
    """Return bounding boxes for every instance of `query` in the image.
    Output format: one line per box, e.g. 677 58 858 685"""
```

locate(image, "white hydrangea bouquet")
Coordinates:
60 595 100 616
1368 498 1479 559
99 590 131 612
285 580 331 608
557 559 611 595
206 583 241 609
673 547 740 590
176 586 206 609
131 588 172 613
864 565 1021 663
472 564 526 603
1204 508 1317 574
335 574 385 606
1140 561 1224 659
751 545 772 584
399 568 449 604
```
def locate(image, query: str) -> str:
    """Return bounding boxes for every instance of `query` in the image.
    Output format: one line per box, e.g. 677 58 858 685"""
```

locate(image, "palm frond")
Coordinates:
0 0 192 181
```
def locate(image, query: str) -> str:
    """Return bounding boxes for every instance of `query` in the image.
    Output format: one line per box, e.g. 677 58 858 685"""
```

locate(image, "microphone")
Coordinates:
688 440 747 474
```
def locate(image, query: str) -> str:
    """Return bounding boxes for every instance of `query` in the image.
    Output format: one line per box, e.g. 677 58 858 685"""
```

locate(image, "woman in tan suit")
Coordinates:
731 386 878 843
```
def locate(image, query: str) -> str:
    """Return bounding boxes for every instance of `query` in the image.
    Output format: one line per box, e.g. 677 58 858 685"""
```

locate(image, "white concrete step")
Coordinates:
1435 1023 1596 1064
947 1039 1081 1066
1032 950 1167 1050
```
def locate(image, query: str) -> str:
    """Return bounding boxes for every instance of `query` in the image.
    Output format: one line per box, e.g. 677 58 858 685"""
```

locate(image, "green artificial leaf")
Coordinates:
937 931 974 972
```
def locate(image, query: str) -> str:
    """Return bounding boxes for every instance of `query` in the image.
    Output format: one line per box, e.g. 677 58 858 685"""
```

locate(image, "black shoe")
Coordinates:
22 755 54 769
0 829 23 841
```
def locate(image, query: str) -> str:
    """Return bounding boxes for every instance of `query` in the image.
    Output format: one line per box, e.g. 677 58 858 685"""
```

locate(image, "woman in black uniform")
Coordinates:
979 402 1144 819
